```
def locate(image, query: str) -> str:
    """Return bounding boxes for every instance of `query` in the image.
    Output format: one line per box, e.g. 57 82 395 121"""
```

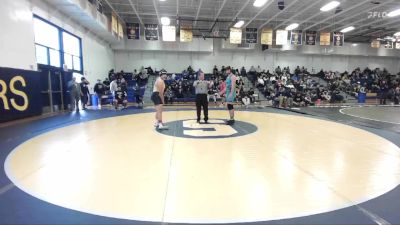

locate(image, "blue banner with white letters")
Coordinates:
0 67 42 122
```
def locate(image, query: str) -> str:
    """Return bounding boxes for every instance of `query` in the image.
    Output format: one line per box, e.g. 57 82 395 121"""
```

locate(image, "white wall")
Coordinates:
0 0 37 70
30 0 115 82
115 46 400 75
0 0 114 83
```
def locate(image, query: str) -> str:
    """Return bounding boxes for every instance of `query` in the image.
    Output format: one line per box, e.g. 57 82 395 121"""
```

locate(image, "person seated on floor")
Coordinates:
293 92 305 107
321 90 331 102
330 90 344 103
113 86 128 110
242 93 251 108
248 88 255 103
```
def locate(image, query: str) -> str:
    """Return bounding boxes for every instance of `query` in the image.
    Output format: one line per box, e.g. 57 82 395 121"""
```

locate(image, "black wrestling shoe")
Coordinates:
226 119 235 125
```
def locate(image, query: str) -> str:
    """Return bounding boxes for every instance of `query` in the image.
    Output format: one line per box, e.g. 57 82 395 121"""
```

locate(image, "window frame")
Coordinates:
33 15 83 73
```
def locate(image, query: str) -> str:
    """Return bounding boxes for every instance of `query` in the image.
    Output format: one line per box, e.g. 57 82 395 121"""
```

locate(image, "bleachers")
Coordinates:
98 73 147 105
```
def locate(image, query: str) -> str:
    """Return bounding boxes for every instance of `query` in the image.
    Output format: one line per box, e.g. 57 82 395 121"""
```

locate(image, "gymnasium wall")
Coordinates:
0 0 37 71
0 0 115 83
31 0 115 82
114 39 400 75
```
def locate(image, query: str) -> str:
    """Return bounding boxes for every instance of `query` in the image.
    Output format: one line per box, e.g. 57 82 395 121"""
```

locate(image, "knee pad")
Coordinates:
227 104 234 110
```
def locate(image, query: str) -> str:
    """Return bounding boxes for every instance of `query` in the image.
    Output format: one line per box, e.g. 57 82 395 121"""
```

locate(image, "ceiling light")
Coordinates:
340 26 355 33
394 32 400 36
233 20 245 28
159 0 166 1
320 1 341 12
161 17 170 26
253 0 268 7
285 23 299 31
352 43 358 46
388 9 400 17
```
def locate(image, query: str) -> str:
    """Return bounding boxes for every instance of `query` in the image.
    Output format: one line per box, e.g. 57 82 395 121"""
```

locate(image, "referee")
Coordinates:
193 72 213 123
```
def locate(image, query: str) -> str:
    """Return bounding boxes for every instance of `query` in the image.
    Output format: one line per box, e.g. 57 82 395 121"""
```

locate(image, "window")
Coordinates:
35 45 48 65
63 32 80 56
33 18 59 50
33 16 83 73
64 53 73 70
49 49 60 67
62 31 82 71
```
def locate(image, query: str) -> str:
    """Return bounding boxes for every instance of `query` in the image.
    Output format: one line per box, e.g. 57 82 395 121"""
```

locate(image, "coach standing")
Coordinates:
193 72 213 123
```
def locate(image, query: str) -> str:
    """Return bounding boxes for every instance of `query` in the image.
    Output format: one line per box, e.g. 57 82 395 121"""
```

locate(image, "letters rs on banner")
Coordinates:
0 67 42 123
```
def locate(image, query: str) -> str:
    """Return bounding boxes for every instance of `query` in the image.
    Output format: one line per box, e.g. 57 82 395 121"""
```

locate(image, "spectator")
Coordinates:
103 78 110 86
67 77 81 111
108 69 115 80
80 77 90 110
94 79 105 108
242 94 251 108
213 65 219 76
379 80 389 105
293 92 305 107
113 86 128 110
240 67 247 77
164 86 174 105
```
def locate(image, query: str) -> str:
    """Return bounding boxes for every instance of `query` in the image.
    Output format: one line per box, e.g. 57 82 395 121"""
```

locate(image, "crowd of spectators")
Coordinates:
316 67 400 105
95 64 400 108
251 65 400 107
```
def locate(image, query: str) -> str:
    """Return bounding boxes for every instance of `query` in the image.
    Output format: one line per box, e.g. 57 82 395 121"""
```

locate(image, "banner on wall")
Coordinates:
0 67 42 123
111 12 118 35
245 28 258 44
276 30 288 45
396 42 400 49
127 23 140 39
371 40 381 48
320 32 331 46
117 21 124 39
290 30 302 45
333 32 344 47
162 25 176 42
230 28 242 44
180 29 193 42
261 28 273 45
144 24 159 41
384 41 394 49
305 31 317 45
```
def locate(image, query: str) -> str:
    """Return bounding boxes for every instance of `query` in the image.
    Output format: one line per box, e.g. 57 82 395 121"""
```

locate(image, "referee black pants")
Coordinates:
196 94 208 122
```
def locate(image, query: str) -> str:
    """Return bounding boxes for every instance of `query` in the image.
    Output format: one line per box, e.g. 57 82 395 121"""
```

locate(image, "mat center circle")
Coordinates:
156 119 258 139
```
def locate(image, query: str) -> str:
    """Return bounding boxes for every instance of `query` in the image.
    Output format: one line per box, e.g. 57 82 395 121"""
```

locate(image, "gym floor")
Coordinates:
0 106 399 225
